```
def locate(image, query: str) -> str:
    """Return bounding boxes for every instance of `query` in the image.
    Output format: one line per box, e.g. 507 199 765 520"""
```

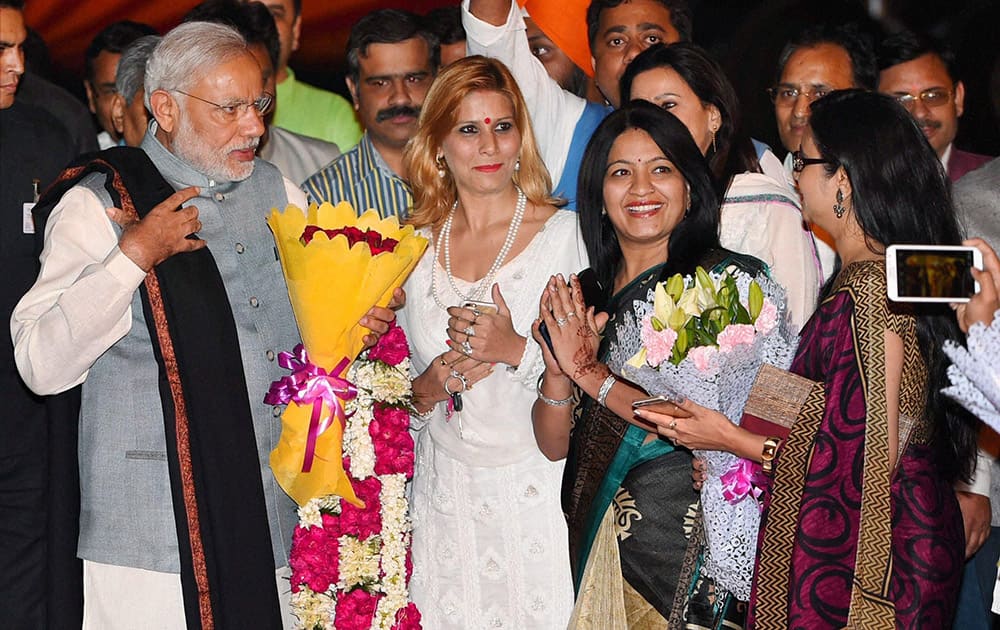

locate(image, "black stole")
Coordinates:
35 147 281 629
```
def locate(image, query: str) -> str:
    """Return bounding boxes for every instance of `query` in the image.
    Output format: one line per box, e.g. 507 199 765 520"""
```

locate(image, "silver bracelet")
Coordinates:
410 402 437 419
536 374 573 406
596 374 617 407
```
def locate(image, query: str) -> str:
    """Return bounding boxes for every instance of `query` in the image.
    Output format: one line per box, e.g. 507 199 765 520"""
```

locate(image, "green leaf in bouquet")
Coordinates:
748 280 764 321
651 316 666 332
734 300 752 325
665 273 685 302
673 327 690 362
705 306 728 335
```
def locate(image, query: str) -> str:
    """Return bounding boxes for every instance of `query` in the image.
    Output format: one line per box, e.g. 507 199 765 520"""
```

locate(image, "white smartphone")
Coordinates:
886 244 982 303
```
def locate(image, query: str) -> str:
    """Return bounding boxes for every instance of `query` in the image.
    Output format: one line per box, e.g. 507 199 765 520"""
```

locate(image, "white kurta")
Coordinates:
397 210 586 629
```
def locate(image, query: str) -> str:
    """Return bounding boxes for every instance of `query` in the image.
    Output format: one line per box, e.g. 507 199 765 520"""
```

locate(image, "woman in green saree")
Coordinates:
530 101 766 628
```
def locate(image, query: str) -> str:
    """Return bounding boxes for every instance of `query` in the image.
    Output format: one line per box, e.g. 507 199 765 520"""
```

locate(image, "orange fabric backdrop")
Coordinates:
24 0 453 80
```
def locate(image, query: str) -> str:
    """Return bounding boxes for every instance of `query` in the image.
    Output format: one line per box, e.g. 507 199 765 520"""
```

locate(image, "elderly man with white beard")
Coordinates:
11 21 395 629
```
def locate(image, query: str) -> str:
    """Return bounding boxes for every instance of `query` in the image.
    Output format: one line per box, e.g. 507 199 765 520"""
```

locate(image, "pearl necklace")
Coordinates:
431 187 527 311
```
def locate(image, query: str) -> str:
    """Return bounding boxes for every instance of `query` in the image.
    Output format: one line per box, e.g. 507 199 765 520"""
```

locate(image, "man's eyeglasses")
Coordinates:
767 85 831 105
791 150 831 180
891 88 953 111
173 89 274 121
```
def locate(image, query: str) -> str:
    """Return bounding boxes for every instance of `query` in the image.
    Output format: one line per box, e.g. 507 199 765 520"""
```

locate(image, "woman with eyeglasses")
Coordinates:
637 90 979 628
621 43 821 331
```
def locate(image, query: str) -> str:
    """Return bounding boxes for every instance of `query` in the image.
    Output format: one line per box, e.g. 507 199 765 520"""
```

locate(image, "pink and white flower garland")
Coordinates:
289 322 421 630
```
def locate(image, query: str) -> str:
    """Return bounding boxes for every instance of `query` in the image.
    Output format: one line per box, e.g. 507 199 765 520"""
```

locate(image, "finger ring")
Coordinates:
465 325 476 337
669 420 677 430
566 311 577 318
439 357 448 366
555 317 568 327
461 340 473 355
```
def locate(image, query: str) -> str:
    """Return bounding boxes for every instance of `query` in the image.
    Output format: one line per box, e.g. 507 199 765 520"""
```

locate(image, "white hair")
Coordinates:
144 22 249 111
116 35 160 106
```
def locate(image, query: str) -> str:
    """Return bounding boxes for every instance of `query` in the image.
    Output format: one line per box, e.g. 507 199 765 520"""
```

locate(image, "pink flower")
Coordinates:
339 477 382 538
687 345 719 375
393 602 422 630
334 588 381 630
719 458 769 510
717 324 756 353
289 523 339 594
367 321 410 365
754 300 778 335
641 317 678 368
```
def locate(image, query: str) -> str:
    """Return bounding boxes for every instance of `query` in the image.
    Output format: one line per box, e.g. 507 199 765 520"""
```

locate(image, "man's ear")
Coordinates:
291 13 302 54
954 80 965 118
84 79 98 114
111 93 126 134
346 76 360 111
149 90 177 133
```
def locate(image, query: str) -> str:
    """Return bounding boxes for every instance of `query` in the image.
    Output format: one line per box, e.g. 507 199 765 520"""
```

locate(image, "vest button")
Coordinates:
272 405 282 417
214 192 224 201
249 296 259 307
235 242 245 254
266 350 275 361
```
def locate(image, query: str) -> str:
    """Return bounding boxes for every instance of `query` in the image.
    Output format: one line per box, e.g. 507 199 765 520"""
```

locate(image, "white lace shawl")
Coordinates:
943 309 1000 431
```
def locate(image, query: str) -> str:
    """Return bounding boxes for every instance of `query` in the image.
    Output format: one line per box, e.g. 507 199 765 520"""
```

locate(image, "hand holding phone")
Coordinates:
632 394 692 418
886 244 983 303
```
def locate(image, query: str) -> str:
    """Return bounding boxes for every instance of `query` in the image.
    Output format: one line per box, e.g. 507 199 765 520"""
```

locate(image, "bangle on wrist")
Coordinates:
596 374 617 407
536 374 573 406
761 436 781 473
411 402 437 419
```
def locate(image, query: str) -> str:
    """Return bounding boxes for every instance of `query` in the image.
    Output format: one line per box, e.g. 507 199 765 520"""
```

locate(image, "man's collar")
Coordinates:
357 133 404 180
940 143 953 169
142 121 241 191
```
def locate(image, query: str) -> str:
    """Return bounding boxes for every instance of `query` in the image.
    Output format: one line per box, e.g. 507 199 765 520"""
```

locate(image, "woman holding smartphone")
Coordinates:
395 57 587 628
639 90 979 629
531 101 772 628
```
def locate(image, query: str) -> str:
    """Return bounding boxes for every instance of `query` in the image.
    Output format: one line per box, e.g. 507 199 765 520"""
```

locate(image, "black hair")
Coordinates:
776 22 877 90
586 0 692 49
621 42 760 196
183 0 281 73
423 5 465 46
0 0 25 10
577 100 721 293
877 29 958 83
84 20 158 83
810 89 978 484
346 9 440 85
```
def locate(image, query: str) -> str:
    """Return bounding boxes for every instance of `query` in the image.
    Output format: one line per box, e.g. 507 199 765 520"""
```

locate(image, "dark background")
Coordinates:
22 0 1000 158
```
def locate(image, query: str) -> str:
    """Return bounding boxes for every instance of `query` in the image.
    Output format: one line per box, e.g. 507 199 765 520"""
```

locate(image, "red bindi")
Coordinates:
484 117 491 125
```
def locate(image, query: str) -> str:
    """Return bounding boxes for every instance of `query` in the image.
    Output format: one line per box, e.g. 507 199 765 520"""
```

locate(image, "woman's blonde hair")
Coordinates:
403 55 557 228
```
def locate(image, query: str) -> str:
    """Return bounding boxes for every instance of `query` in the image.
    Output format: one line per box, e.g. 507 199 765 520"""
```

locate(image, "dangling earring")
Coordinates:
601 207 607 216
833 189 846 218
710 129 717 155
514 159 521 172
436 155 447 179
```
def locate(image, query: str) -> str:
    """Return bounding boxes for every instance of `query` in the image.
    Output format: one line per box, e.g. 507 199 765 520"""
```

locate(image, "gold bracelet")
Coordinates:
761 436 781 473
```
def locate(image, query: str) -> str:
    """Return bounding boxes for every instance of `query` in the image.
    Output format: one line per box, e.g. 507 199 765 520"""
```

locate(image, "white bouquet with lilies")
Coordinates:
618 265 798 600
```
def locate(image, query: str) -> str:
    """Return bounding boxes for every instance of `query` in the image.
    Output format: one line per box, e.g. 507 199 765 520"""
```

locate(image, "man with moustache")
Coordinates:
1 1 80 626
302 9 438 219
878 31 992 183
11 21 395 627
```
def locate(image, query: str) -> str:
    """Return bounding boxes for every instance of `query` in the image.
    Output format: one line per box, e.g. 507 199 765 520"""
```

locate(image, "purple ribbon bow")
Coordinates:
720 458 767 507
265 344 357 472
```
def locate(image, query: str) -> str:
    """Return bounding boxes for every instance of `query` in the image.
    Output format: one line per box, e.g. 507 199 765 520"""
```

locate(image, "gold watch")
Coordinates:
761 437 781 473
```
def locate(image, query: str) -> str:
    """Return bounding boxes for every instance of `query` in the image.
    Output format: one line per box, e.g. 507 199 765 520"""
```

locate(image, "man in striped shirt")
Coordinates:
302 9 439 219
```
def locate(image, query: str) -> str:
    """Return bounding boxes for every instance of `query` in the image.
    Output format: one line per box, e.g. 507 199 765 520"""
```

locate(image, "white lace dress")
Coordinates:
396 210 586 629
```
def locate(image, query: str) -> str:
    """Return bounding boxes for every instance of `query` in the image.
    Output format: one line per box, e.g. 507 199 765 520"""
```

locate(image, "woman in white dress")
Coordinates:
396 56 586 628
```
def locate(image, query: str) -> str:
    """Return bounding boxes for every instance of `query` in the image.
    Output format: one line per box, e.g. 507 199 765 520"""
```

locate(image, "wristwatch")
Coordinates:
761 437 781 473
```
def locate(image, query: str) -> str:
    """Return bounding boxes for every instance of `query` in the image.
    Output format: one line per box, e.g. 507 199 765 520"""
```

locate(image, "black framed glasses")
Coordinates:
891 88 953 111
173 89 274 121
791 150 831 179
767 85 831 105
